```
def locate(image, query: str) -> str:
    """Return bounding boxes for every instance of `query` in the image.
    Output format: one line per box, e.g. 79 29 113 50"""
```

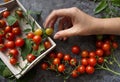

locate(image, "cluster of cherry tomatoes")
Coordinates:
0 10 25 65
0 9 53 66
41 35 118 78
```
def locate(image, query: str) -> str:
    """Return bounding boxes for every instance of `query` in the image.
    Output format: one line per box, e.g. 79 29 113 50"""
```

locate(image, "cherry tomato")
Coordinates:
71 70 79 78
58 64 65 72
12 27 21 35
63 54 71 61
97 57 104 64
10 57 17 65
4 0 11 2
0 43 6 51
11 21 19 27
5 33 15 41
32 35 42 44
71 45 80 54
4 26 12 33
86 65 95 74
112 42 118 49
96 40 103 48
2 10 10 18
41 63 48 70
15 38 24 47
15 10 23 17
49 64 56 71
81 58 88 66
105 50 111 56
34 28 42 36
9 49 19 58
56 52 64 60
0 20 6 28
81 50 89 58
77 65 85 74
44 41 51 49
49 52 56 59
45 28 53 36
88 57 97 67
0 37 3 43
27 54 36 63
53 58 60 65
0 29 5 37
102 43 110 51
89 51 96 58
96 49 104 57
27 32 34 39
70 58 77 66
5 41 15 49
32 44 39 50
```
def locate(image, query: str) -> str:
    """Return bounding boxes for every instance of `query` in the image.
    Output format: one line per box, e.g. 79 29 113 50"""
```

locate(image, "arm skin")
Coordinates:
44 7 120 40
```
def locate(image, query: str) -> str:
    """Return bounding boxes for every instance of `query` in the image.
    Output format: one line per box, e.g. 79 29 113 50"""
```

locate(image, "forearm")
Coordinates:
92 18 120 35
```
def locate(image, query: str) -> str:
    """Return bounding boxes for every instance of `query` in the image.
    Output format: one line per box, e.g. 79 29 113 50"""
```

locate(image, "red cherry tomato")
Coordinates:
81 50 89 58
4 26 12 33
0 37 3 43
27 54 36 63
58 64 65 72
102 43 110 51
112 42 118 49
86 65 95 74
63 54 71 61
49 64 56 71
15 38 24 47
11 21 19 27
5 41 15 49
81 58 88 66
0 20 6 28
32 35 42 44
49 52 56 59
12 27 21 35
10 57 17 65
2 10 10 18
53 58 60 65
96 49 104 57
71 70 79 78
41 63 48 70
71 45 80 54
77 65 85 74
96 40 103 48
32 44 39 50
0 29 5 37
0 43 6 51
27 32 34 39
89 51 96 58
9 49 19 58
44 41 51 49
88 57 97 67
56 52 64 60
5 33 15 41
70 58 77 66
16 10 23 17
97 57 104 64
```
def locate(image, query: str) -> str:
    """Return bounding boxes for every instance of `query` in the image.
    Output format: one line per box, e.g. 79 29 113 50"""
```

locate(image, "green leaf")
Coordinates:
7 16 17 26
0 59 6 75
31 21 35 32
2 67 12 77
112 0 120 7
36 42 45 56
21 39 32 60
23 28 31 33
94 0 108 14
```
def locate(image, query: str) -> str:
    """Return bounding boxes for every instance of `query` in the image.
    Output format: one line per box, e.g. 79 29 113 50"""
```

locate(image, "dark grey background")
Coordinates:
0 0 120 82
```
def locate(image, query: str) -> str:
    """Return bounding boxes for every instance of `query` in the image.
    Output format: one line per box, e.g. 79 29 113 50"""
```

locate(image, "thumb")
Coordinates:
54 27 78 39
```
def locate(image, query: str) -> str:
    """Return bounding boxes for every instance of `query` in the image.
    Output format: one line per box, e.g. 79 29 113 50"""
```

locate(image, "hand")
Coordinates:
44 7 97 40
